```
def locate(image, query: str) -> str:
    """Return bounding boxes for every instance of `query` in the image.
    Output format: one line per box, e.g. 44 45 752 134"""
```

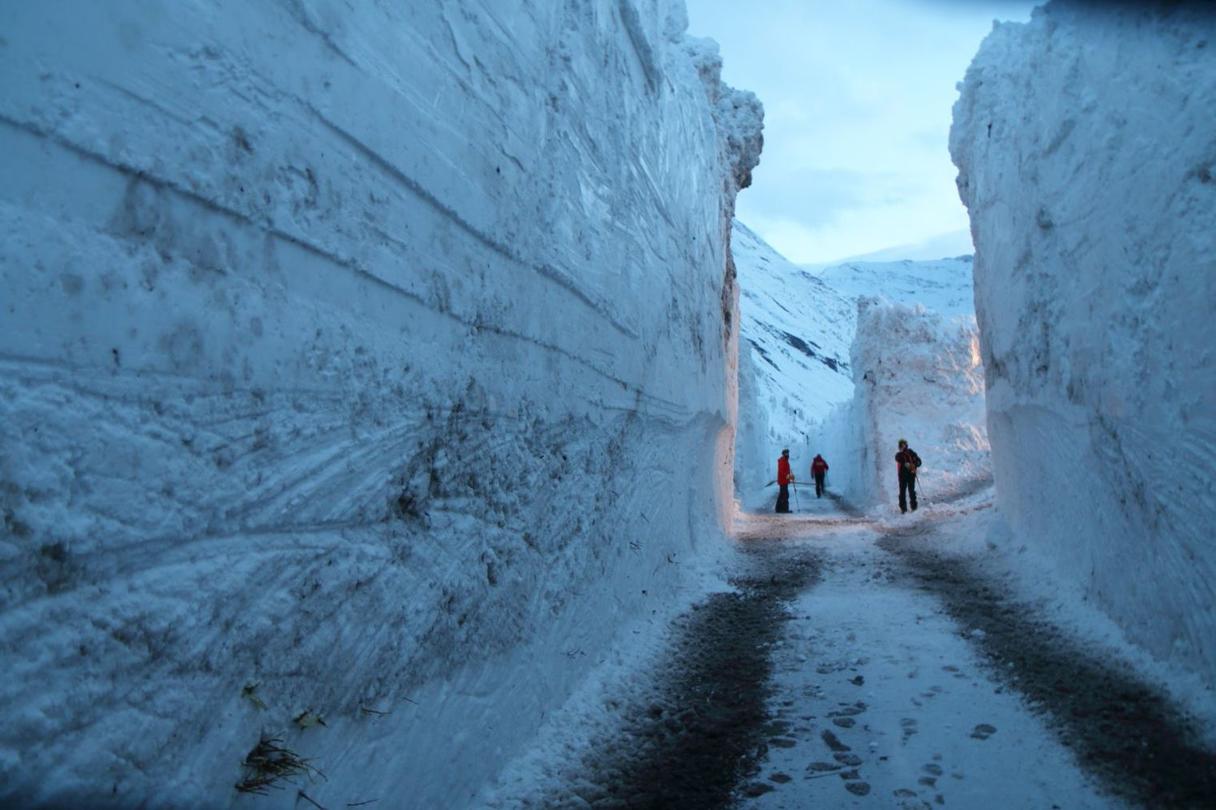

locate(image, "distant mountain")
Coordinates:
801 228 974 271
815 257 976 321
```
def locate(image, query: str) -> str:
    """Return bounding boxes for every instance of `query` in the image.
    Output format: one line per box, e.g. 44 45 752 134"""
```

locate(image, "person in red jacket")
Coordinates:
775 449 793 513
811 454 829 498
895 438 922 513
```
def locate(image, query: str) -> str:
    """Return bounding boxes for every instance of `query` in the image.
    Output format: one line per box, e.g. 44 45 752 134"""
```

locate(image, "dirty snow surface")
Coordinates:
487 494 1216 808
0 2 761 807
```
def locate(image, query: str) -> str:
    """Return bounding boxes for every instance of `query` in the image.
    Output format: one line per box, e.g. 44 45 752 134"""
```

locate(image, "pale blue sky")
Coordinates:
685 0 1039 264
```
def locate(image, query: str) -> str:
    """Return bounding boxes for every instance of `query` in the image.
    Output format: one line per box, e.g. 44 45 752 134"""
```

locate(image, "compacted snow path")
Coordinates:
512 494 1216 809
742 516 1113 808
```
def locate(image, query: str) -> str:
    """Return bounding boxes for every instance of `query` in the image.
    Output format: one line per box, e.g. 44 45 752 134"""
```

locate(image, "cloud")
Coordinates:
686 0 1037 258
908 127 953 153
743 166 917 227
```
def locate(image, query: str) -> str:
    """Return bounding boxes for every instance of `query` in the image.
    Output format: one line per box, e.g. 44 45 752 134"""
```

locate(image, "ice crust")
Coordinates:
951 2 1216 688
0 2 760 806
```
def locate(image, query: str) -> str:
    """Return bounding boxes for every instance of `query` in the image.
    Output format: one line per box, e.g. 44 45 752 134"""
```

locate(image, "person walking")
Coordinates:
895 439 922 513
775 449 793 513
811 454 829 498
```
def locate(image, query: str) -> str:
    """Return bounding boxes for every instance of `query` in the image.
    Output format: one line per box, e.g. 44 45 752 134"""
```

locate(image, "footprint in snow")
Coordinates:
821 728 851 752
970 723 997 740
829 702 866 717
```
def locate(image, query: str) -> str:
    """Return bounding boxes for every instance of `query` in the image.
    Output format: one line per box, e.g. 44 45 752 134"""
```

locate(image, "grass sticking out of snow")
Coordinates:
235 734 323 796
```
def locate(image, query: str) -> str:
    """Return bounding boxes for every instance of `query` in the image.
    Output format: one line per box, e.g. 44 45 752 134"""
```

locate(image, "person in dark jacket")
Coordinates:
811 454 829 498
775 449 793 513
895 438 921 513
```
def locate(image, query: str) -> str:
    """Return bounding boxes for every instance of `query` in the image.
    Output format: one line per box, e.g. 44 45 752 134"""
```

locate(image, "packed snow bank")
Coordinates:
951 2 1216 692
816 299 989 510
0 3 760 807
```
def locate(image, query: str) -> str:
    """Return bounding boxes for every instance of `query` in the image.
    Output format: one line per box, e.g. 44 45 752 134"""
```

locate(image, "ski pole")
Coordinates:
792 481 801 512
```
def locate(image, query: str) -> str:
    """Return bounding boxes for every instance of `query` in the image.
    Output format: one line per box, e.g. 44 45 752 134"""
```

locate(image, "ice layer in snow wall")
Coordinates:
951 2 1216 686
0 1 761 806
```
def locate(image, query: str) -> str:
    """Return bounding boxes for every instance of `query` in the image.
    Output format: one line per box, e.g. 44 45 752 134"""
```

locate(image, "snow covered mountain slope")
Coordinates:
733 222 852 495
814 257 977 321
0 3 760 807
733 221 979 505
951 2 1216 690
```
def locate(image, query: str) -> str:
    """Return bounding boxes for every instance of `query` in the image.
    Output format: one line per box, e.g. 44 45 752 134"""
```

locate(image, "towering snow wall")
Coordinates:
0 2 761 807
951 3 1216 686
814 299 989 510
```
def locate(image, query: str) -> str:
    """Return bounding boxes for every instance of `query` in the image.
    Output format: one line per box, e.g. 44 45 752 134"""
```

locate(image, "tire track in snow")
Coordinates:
880 529 1216 808
534 541 821 808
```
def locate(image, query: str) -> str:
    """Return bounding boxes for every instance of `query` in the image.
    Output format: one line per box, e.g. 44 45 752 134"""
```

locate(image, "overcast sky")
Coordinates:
685 0 1039 264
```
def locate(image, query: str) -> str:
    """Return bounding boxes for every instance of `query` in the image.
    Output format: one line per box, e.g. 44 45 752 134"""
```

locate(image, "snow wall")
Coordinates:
0 3 761 807
951 2 1216 687
732 220 984 514
814 299 989 511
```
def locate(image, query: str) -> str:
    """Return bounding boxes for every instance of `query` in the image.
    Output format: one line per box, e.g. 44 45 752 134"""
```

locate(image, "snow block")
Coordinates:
0 1 761 806
816 298 989 509
951 2 1216 688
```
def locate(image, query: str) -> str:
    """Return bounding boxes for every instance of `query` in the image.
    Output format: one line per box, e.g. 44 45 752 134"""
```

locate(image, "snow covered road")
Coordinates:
745 516 1114 809
498 495 1216 808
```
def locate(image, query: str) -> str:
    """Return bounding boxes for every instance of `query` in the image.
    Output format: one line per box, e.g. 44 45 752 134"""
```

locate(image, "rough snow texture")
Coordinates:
951 2 1216 690
683 36 764 517
0 2 760 807
815 299 989 510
